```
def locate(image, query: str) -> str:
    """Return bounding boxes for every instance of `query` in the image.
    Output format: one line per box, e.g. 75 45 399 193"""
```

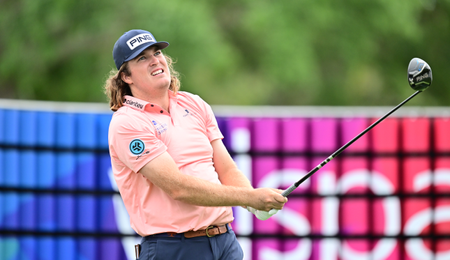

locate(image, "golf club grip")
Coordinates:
281 184 297 197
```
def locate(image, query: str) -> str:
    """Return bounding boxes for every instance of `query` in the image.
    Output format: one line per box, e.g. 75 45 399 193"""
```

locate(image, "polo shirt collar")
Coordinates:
122 90 179 113
123 96 148 111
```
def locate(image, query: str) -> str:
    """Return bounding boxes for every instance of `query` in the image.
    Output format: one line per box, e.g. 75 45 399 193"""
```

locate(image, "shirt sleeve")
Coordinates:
109 112 167 173
194 95 224 142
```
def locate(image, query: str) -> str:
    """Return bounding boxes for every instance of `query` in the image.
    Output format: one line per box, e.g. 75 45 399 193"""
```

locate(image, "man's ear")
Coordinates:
121 72 132 85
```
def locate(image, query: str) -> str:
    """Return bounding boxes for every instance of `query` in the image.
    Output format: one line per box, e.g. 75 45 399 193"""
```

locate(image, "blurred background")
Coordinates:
0 0 448 106
1 0 450 260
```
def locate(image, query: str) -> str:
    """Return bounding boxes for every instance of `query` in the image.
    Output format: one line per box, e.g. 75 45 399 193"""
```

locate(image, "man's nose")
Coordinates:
149 56 159 66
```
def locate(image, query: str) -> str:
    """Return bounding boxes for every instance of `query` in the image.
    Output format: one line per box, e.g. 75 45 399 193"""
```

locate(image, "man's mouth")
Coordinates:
151 69 164 76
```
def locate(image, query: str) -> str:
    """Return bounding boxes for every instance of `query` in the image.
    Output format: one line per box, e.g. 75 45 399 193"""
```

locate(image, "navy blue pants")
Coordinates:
139 225 244 260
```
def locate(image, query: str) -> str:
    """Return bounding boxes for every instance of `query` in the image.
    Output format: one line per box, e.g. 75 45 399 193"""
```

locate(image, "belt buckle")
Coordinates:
205 225 215 237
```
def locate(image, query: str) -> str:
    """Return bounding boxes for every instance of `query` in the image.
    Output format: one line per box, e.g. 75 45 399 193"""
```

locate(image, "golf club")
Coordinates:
281 57 432 197
251 57 432 220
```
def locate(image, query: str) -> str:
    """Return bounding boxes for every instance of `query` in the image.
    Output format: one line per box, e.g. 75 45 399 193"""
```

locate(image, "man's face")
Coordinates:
123 46 171 96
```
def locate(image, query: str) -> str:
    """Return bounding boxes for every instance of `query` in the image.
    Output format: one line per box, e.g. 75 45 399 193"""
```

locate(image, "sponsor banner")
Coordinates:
0 110 449 260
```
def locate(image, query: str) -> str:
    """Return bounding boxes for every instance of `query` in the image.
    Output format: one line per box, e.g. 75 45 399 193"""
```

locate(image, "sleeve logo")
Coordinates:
129 139 145 155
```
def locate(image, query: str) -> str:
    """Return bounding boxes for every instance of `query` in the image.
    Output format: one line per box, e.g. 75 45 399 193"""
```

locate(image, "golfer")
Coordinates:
104 29 287 260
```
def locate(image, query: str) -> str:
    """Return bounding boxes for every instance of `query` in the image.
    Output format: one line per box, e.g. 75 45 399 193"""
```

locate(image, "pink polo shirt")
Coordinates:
108 90 233 236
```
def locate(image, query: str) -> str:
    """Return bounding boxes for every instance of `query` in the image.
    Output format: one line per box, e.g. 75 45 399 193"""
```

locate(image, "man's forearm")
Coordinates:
170 173 253 207
139 152 284 211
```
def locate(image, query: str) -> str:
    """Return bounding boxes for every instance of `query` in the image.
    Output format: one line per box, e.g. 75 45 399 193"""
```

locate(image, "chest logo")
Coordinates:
129 139 145 155
183 109 190 117
152 120 168 135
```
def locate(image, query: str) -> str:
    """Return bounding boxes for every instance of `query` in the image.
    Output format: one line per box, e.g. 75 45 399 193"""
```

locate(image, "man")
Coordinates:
104 29 287 259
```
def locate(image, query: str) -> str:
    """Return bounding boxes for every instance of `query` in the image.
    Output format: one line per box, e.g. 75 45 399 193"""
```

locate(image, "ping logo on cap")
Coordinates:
126 33 155 50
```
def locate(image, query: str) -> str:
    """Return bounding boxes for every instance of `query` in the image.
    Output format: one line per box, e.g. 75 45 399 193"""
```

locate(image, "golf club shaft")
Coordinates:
281 90 422 197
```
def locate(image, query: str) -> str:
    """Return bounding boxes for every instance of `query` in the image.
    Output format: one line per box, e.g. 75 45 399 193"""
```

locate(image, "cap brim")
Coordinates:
124 41 170 63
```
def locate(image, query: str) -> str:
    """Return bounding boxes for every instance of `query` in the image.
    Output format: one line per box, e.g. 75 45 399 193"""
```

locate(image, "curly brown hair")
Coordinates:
104 53 180 112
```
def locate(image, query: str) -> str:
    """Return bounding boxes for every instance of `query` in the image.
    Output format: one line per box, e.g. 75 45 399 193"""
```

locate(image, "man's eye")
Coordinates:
138 56 146 61
155 51 161 56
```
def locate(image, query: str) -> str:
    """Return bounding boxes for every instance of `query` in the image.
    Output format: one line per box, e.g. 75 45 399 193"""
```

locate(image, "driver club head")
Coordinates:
408 57 432 91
